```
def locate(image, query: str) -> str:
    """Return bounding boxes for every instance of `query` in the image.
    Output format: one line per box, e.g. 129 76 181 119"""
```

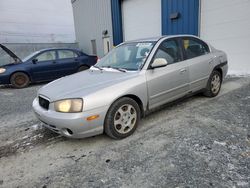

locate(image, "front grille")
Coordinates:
39 96 50 110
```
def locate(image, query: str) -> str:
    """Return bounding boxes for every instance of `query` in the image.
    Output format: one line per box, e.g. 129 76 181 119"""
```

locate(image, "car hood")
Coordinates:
0 44 22 63
38 69 139 102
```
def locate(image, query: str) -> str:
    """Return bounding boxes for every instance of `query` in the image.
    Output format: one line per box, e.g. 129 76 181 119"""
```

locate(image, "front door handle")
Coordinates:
180 69 187 74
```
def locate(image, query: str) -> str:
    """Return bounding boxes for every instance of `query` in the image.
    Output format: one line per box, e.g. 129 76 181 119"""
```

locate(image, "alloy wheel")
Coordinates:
114 104 137 134
211 74 221 94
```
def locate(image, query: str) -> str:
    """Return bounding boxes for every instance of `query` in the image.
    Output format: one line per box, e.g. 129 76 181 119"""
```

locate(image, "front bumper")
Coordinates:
32 97 109 138
0 73 10 85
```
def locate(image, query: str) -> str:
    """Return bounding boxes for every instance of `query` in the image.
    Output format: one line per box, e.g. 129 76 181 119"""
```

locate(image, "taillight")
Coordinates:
96 56 100 62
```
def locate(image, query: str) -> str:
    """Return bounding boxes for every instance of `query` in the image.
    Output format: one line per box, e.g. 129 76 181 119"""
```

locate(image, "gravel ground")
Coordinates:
0 77 249 188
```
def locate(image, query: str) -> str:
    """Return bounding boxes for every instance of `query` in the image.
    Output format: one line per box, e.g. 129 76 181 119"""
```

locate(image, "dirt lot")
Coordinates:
0 77 250 188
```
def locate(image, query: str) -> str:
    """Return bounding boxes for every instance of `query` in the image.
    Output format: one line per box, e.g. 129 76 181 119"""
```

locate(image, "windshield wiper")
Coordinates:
93 65 103 71
103 66 127 73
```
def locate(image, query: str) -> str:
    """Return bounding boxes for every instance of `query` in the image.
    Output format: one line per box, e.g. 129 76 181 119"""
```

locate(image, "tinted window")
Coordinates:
36 51 56 62
58 50 78 59
183 38 210 59
153 40 182 65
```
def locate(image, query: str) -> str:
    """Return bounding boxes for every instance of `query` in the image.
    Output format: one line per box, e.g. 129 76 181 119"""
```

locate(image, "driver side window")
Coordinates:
36 51 56 62
154 40 182 65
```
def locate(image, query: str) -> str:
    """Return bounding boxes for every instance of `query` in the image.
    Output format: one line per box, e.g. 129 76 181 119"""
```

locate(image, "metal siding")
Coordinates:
200 0 250 74
162 0 168 35
72 0 113 57
111 0 123 46
162 0 199 36
122 0 161 41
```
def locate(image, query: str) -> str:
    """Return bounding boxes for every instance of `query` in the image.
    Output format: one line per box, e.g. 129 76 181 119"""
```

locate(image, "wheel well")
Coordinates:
79 65 89 68
9 71 31 82
214 67 223 80
118 95 145 118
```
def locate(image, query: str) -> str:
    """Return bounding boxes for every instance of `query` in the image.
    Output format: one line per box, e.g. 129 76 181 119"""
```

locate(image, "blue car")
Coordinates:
0 44 97 88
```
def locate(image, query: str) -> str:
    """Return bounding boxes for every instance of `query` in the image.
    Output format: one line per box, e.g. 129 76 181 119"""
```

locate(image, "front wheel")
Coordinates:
104 97 141 139
204 70 222 97
10 72 30 89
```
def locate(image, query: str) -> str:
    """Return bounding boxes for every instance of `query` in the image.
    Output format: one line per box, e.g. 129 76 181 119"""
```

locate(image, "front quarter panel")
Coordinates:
0 63 31 84
82 71 148 112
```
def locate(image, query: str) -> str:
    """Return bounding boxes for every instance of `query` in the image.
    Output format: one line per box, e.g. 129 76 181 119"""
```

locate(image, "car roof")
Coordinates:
123 35 200 43
32 48 81 55
38 48 80 52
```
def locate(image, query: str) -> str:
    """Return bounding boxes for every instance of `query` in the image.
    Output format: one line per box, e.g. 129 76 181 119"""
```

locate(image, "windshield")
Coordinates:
96 42 155 71
22 51 40 62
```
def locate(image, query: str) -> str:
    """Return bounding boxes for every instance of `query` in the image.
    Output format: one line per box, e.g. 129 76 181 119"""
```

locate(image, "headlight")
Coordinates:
0 68 6 74
54 99 83 113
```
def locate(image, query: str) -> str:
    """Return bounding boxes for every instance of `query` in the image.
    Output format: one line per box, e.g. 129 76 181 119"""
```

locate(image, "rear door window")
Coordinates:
58 50 78 59
182 38 210 59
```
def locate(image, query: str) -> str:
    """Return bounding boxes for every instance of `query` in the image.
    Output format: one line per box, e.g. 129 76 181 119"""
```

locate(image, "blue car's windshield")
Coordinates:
22 51 40 62
96 42 155 71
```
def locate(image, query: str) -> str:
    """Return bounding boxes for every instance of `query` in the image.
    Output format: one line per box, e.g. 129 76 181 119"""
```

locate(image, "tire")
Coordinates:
104 97 141 139
203 70 222 97
78 65 89 72
10 72 30 89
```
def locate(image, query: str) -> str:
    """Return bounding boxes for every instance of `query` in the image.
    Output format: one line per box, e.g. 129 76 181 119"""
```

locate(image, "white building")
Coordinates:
72 0 250 75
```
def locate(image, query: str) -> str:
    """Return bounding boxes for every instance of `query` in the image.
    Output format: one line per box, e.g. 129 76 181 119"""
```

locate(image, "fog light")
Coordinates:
62 128 73 136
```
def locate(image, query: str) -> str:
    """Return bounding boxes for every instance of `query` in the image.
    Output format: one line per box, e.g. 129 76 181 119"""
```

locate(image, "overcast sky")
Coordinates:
0 0 76 43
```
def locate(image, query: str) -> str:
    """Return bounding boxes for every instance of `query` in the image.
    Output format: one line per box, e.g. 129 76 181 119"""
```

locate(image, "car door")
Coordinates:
54 50 79 78
31 50 57 81
181 37 214 92
146 38 190 110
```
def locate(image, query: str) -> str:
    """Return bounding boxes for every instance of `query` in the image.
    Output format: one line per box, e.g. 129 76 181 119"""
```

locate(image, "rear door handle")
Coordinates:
180 69 187 74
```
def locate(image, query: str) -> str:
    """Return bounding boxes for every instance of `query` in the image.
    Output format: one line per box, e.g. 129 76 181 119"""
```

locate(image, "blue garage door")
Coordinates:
162 0 199 36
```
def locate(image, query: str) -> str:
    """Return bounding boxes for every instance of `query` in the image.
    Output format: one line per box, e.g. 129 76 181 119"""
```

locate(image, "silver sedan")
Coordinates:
33 35 228 139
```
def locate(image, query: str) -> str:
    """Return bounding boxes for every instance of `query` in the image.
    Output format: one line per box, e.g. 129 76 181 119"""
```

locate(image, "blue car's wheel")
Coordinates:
10 72 30 89
78 65 89 72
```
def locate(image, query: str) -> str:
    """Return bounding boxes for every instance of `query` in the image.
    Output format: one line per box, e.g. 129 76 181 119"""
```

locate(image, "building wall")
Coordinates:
122 0 162 41
200 0 250 75
0 0 76 43
72 0 249 74
72 0 199 57
72 0 113 57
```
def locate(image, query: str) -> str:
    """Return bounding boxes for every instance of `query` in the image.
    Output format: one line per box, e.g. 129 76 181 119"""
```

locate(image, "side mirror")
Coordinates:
151 58 168 69
32 58 38 64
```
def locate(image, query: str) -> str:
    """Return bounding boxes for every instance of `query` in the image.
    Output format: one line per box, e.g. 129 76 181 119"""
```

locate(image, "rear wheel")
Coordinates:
10 72 30 89
78 65 89 72
104 97 141 139
204 70 222 97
